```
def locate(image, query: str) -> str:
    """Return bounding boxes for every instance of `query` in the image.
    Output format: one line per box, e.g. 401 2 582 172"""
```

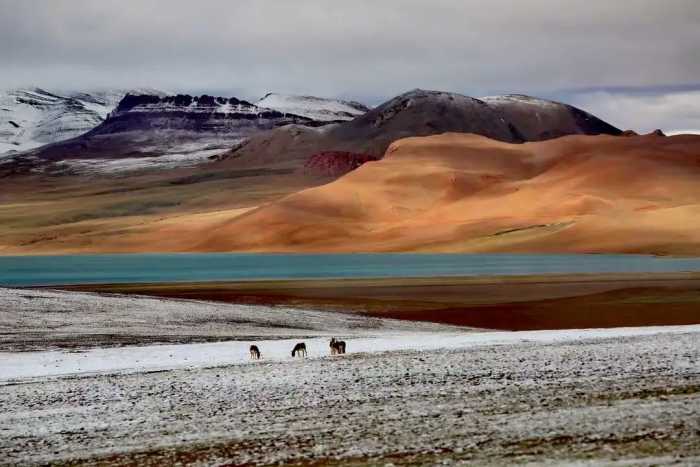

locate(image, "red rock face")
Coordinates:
304 151 379 177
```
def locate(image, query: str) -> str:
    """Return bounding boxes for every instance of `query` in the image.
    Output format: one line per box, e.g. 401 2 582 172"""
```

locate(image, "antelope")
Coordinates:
330 337 346 355
249 345 261 360
291 342 307 358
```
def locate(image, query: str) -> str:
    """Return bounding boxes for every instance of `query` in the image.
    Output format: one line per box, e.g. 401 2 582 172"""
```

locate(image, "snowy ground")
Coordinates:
46 135 243 175
51 148 225 174
0 134 241 175
1 288 699 465
0 287 457 352
2 326 699 384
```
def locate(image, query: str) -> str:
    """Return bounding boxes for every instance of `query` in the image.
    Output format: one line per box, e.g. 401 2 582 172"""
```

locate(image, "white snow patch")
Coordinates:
53 148 224 174
481 94 561 109
3 325 699 383
256 93 369 121
115 100 258 116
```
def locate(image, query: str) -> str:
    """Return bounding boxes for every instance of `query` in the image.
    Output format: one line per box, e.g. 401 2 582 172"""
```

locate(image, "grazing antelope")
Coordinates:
291 342 307 358
330 337 347 355
249 345 261 360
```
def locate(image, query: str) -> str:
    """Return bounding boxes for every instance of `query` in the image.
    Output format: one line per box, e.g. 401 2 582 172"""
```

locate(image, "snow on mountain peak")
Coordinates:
0 88 167 156
479 94 562 109
111 94 260 117
256 93 369 121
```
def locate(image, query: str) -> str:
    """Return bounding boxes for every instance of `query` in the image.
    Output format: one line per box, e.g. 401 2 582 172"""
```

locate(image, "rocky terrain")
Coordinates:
303 151 379 177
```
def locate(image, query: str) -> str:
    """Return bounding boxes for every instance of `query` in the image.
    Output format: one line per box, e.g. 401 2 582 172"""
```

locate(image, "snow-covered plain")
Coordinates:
3 326 700 384
1 287 699 465
1 330 698 466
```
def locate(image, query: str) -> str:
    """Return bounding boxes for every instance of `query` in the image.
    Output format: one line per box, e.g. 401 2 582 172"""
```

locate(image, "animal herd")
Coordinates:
248 338 346 360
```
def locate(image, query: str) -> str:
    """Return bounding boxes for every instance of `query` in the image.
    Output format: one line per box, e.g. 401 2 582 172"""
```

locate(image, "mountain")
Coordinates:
0 88 630 255
94 93 314 135
256 93 370 121
2 130 697 255
219 89 622 171
200 132 700 255
2 88 619 176
0 88 164 156
1 93 323 175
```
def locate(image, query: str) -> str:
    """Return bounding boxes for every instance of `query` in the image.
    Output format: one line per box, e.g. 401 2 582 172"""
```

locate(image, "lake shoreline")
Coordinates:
59 271 700 331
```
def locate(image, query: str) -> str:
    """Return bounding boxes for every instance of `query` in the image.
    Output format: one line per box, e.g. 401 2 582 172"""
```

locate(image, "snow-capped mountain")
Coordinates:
0 90 368 162
90 93 318 136
109 94 259 119
0 93 325 175
0 88 165 155
256 93 369 122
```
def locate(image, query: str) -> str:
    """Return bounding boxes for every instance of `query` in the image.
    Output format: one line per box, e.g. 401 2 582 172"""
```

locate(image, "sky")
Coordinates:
1 0 699 133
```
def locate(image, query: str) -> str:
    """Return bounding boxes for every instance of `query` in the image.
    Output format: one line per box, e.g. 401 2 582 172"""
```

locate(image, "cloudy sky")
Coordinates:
1 0 699 132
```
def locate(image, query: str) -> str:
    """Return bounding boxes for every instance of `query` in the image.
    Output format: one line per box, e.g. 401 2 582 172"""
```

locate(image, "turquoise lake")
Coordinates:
2 253 700 287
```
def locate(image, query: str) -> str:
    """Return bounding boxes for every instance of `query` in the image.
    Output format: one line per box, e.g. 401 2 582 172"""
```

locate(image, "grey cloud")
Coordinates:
1 0 699 112
566 89 700 134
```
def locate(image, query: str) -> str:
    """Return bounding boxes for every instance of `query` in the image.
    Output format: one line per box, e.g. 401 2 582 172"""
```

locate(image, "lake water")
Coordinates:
2 253 700 287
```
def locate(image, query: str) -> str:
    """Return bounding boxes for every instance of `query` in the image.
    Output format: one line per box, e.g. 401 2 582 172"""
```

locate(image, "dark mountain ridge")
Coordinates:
83 93 315 138
218 89 622 171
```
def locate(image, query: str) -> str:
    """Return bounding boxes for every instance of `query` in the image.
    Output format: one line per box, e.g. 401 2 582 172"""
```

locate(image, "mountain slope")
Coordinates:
220 89 622 170
256 93 370 121
200 132 700 255
0 88 164 155
2 88 619 176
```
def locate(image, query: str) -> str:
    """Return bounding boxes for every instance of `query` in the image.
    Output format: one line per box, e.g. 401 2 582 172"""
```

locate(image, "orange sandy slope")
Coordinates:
199 133 700 254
